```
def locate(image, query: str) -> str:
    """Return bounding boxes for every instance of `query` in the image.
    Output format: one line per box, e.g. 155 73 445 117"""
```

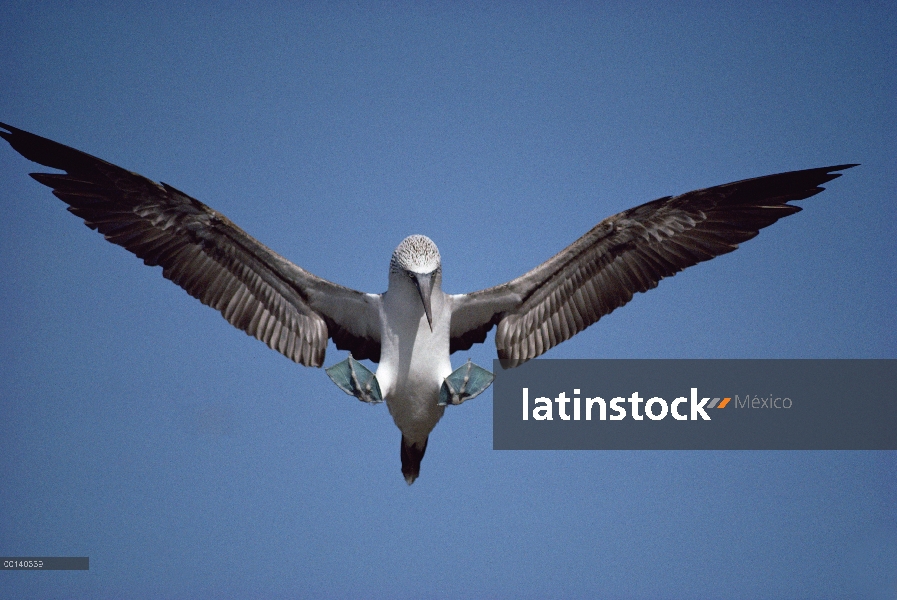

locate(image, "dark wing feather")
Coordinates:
450 164 856 366
1 123 380 366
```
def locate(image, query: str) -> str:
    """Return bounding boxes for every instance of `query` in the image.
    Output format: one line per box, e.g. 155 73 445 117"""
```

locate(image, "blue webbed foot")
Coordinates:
438 359 494 406
325 355 383 404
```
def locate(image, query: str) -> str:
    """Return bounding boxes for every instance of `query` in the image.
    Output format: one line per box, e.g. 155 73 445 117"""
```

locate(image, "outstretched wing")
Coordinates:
1 123 381 367
450 164 856 367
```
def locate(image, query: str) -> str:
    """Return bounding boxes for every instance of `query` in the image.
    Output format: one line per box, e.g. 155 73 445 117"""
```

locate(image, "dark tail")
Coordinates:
400 435 428 485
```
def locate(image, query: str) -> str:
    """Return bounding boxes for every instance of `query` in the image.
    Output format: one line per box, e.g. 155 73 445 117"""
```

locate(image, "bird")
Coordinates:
1 122 855 483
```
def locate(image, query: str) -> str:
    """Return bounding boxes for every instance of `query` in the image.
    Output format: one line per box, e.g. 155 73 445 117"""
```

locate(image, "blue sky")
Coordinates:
1 2 895 598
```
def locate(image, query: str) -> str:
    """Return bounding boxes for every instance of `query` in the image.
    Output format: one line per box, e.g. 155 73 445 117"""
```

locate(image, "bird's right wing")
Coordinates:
450 164 856 367
1 122 381 367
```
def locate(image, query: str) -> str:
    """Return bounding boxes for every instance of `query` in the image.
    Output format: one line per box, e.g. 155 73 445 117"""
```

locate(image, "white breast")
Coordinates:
375 275 453 443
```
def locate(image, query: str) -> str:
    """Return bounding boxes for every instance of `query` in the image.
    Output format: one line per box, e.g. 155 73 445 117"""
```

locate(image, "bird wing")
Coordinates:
1 122 381 367
450 164 856 367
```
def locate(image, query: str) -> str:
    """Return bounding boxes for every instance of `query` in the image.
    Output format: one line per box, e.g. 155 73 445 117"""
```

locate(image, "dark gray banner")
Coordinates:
492 360 896 450
1 557 89 570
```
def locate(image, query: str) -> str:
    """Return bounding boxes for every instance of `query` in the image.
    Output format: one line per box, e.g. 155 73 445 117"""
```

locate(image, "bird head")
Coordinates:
390 235 441 331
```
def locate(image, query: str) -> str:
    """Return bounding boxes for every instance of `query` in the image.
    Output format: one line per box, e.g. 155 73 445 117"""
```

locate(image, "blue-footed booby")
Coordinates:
1 122 855 483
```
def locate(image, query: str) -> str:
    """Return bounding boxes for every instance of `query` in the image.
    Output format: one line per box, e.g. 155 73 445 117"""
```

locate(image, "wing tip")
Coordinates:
1 121 36 144
797 163 858 196
817 163 859 179
0 122 110 175
0 122 18 145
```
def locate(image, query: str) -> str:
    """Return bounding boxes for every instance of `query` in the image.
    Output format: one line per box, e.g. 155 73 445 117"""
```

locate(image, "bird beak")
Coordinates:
412 272 434 332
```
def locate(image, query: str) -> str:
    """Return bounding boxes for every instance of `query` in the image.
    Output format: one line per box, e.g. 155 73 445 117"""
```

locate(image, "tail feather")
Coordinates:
400 436 428 485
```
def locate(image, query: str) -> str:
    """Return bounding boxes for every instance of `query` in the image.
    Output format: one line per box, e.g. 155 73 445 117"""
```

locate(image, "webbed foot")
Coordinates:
325 355 383 404
438 359 494 406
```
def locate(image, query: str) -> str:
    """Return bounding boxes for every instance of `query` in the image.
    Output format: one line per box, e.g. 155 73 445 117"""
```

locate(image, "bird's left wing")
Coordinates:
1 123 380 367
450 164 855 367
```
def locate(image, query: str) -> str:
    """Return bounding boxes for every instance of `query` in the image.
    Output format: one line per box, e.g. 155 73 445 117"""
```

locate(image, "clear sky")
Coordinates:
1 2 895 598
